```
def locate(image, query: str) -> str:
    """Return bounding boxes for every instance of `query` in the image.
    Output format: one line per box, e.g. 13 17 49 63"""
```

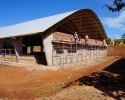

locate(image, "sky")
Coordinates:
0 0 125 39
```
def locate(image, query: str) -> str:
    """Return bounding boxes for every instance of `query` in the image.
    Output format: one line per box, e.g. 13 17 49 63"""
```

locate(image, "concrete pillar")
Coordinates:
14 37 23 55
0 39 4 53
43 33 53 66
31 46 33 53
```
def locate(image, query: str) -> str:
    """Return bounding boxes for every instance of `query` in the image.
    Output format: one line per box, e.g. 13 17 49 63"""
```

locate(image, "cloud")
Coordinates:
112 34 121 39
101 11 125 30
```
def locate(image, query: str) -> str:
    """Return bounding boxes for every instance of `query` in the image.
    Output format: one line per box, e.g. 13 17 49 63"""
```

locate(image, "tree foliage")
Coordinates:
121 33 125 39
104 0 125 12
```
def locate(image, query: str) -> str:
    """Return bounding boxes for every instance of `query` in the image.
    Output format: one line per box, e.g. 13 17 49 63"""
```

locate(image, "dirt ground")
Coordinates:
0 57 125 100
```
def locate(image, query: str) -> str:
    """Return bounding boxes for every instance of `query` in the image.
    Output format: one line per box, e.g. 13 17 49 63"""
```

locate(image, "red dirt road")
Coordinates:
0 57 123 100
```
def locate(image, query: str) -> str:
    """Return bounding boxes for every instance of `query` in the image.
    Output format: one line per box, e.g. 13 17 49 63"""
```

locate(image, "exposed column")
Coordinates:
14 37 23 55
0 39 4 53
43 33 53 66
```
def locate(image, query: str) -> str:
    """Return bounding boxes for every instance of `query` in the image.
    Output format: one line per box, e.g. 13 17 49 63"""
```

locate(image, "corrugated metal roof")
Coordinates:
0 9 108 40
0 10 76 38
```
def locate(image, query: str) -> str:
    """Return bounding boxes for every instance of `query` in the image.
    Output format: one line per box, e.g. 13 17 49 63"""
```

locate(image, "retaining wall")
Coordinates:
107 46 125 57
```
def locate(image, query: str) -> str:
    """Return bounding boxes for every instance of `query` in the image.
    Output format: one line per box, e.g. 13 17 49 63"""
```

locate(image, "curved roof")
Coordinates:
0 9 107 40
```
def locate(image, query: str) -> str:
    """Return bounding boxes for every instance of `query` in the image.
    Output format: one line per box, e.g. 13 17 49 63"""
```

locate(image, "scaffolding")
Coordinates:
52 32 107 66
0 49 18 65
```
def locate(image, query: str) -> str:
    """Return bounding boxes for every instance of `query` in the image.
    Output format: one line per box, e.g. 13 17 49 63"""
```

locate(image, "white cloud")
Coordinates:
101 11 125 30
112 34 121 39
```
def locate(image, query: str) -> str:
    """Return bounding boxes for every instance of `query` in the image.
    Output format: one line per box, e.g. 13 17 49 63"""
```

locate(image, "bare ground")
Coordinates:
0 57 125 100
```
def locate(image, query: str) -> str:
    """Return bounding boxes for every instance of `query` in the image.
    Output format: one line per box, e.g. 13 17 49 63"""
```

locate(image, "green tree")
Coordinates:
121 33 125 44
121 33 125 39
104 0 125 12
106 38 111 45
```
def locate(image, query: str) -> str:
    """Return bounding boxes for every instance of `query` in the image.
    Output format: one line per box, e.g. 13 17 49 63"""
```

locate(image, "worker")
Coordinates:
74 32 78 42
2 51 5 61
85 35 89 44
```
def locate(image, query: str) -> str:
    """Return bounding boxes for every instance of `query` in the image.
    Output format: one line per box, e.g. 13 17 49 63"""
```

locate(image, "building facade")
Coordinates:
0 9 108 66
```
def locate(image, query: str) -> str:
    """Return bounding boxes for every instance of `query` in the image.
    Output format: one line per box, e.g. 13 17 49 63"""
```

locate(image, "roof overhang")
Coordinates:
44 9 108 40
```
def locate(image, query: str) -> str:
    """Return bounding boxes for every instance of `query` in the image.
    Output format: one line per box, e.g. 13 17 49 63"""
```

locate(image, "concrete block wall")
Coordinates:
52 32 107 66
52 44 107 66
39 31 107 66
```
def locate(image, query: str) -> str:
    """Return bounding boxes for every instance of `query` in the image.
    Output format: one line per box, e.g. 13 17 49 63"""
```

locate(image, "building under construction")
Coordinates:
0 9 108 66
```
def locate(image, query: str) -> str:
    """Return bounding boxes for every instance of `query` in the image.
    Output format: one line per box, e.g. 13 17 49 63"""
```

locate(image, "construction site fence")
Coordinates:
0 49 18 64
0 49 15 54
107 46 125 57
